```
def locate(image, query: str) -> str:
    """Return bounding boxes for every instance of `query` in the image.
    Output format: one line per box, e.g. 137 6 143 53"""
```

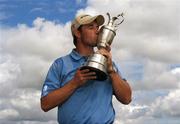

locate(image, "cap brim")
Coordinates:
93 15 105 26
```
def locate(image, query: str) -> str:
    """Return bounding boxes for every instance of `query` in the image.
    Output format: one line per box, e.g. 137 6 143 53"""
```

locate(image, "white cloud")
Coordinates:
30 7 43 13
0 88 57 122
171 67 180 75
2 17 73 61
0 109 19 119
131 60 180 90
148 89 180 118
0 17 72 123
0 56 21 97
1 17 74 89
113 89 180 124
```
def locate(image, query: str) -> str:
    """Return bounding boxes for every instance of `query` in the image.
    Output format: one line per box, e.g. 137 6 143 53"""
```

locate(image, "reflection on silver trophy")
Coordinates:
80 13 125 81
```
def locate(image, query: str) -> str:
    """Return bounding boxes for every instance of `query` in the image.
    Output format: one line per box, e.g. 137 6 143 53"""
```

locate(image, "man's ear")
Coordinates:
73 29 81 39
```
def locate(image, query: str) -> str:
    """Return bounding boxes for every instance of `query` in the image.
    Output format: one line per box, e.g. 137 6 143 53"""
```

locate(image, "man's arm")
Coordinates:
109 71 132 104
41 69 96 112
98 48 132 104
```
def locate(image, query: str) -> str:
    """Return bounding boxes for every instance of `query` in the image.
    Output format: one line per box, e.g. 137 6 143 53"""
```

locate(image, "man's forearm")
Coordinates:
109 72 132 104
41 79 79 112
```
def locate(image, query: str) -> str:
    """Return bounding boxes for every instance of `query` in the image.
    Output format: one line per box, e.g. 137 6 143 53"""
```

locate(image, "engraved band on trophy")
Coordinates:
80 13 125 81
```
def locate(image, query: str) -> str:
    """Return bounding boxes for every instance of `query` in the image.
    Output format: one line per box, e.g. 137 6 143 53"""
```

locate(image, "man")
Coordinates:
41 14 132 124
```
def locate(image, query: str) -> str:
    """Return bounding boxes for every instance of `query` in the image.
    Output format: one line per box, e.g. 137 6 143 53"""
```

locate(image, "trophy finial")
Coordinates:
106 12 125 28
114 12 125 28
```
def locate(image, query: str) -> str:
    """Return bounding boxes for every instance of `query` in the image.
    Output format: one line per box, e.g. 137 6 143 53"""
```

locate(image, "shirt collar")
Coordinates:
70 49 84 61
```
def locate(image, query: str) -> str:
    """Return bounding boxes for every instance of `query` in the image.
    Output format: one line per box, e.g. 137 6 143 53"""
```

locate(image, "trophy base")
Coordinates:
80 65 107 81
80 53 108 81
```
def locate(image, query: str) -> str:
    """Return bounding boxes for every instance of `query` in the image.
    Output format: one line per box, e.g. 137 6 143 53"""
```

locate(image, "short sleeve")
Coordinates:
41 59 63 97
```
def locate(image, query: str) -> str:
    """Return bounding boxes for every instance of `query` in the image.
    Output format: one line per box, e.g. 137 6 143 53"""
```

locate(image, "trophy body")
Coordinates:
80 13 124 81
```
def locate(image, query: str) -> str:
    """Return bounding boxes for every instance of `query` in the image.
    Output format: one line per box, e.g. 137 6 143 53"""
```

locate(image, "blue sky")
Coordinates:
0 0 180 124
0 0 87 26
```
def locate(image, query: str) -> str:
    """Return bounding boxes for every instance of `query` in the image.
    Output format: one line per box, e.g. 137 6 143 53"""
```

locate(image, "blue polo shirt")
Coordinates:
41 49 122 124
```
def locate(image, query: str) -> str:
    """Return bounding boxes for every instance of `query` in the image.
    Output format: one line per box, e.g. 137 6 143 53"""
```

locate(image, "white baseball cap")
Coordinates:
71 14 105 35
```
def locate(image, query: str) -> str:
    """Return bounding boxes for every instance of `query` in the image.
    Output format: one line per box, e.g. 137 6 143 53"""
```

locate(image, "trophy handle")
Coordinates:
107 13 111 24
114 13 125 30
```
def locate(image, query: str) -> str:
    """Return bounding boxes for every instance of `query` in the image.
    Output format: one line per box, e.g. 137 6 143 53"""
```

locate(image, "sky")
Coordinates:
0 0 180 124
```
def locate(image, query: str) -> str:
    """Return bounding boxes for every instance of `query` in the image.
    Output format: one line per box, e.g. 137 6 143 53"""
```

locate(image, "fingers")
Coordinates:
73 68 97 87
83 71 96 77
97 48 112 59
78 69 97 80
84 75 97 80
80 69 90 74
105 43 111 52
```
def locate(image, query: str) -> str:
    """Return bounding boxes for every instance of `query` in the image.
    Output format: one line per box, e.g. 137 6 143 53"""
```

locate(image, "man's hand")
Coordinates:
72 69 96 87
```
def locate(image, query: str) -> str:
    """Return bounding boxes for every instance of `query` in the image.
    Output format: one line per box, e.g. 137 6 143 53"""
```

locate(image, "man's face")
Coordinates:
79 21 99 47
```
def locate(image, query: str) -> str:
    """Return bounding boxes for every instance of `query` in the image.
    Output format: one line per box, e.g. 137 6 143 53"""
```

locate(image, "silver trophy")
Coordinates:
81 13 124 81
